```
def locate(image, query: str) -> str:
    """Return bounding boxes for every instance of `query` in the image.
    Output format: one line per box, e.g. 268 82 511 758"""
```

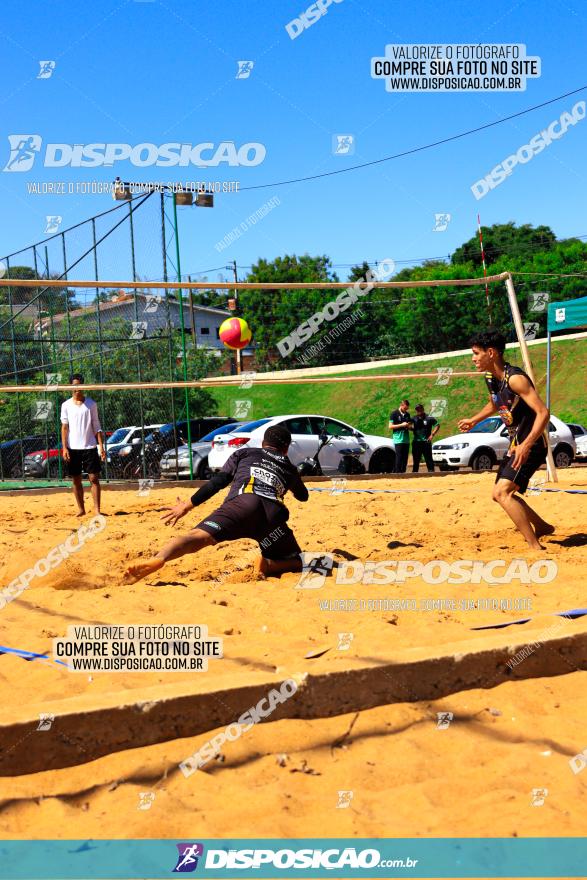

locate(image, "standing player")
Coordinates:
412 403 440 472
124 425 309 583
389 399 413 473
458 330 553 550
61 374 106 517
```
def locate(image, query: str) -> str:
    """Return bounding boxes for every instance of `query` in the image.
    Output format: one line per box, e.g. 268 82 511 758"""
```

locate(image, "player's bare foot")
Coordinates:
525 538 545 551
123 557 164 584
534 522 555 539
76 509 86 518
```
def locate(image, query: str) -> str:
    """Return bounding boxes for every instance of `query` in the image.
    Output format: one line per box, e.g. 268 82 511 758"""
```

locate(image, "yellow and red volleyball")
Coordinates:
219 317 252 350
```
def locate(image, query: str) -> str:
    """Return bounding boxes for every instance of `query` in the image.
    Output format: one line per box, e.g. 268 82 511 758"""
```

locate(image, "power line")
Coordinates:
237 85 587 191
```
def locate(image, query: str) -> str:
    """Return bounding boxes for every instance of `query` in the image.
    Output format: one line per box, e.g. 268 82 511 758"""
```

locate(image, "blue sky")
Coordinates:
1 0 586 283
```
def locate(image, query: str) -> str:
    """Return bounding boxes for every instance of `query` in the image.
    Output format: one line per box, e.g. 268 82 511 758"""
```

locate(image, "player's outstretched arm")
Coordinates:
458 398 498 432
291 469 309 502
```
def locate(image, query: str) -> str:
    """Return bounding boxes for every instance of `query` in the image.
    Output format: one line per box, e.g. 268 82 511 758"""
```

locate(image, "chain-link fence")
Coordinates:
0 191 233 482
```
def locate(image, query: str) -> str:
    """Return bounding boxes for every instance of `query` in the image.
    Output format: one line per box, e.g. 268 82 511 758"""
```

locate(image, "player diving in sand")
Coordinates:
124 425 308 583
459 329 554 550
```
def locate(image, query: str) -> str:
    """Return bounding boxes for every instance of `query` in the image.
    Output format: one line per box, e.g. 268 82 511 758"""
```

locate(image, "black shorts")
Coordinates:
196 494 302 560
66 447 101 477
495 443 547 494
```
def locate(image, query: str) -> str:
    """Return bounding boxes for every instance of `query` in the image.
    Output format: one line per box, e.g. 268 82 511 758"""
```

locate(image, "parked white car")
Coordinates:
105 424 163 462
575 433 587 460
432 414 575 471
208 414 396 474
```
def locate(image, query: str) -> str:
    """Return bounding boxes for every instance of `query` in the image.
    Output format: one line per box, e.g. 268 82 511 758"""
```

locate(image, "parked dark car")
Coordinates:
20 430 115 479
23 445 64 477
0 435 58 479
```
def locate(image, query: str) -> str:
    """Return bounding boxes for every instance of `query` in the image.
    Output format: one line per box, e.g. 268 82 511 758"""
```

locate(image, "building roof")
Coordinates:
48 293 230 323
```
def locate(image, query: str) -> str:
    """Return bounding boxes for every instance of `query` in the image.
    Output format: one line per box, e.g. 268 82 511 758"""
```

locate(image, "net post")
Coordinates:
504 273 557 483
92 217 109 483
33 246 51 480
161 193 179 479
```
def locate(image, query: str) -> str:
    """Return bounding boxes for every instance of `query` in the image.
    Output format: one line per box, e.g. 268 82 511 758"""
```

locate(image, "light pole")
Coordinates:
113 181 214 480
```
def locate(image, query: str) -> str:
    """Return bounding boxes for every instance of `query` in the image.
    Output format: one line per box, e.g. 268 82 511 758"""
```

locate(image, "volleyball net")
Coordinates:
0 272 557 482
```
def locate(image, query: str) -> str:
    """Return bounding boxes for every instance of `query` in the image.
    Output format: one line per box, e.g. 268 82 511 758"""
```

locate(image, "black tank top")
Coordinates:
484 363 546 450
223 447 308 504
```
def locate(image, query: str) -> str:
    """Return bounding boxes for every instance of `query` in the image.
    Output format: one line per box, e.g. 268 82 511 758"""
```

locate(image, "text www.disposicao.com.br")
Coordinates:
69 657 202 671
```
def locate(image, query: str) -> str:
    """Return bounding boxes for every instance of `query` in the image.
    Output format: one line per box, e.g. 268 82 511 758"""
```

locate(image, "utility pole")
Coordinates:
227 260 242 374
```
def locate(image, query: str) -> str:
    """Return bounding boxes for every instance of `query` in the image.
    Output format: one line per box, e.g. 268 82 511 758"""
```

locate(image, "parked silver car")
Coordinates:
159 422 246 480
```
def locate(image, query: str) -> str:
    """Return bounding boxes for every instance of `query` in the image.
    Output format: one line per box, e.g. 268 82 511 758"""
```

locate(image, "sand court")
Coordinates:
0 470 586 839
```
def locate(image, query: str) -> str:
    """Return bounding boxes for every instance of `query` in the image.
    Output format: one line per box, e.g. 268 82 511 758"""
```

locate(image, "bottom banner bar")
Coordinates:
0 838 586 879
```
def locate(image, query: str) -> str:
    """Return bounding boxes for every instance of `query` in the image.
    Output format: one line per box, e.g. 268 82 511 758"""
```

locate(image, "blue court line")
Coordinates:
0 644 69 667
309 486 444 494
471 608 587 631
539 487 587 495
309 485 587 495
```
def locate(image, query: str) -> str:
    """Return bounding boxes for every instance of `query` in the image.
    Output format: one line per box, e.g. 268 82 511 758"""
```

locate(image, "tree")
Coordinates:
0 265 78 313
0 313 221 442
238 255 339 365
451 223 556 267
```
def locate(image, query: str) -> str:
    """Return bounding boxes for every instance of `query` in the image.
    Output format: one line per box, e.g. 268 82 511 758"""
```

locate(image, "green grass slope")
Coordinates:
210 337 586 440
